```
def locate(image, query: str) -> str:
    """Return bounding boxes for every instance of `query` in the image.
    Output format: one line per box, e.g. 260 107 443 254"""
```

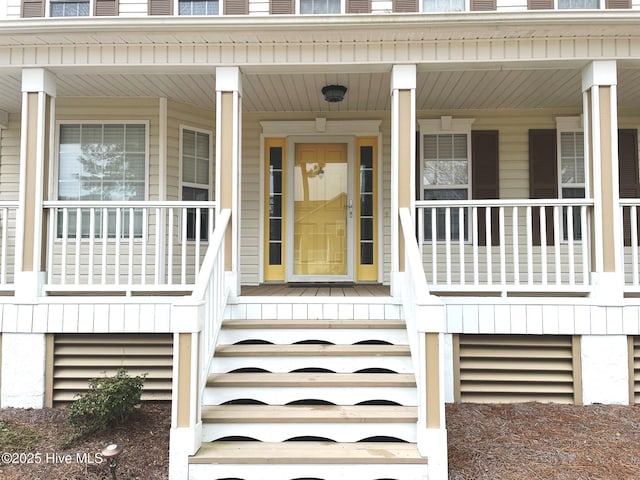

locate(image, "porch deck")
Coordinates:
240 283 391 297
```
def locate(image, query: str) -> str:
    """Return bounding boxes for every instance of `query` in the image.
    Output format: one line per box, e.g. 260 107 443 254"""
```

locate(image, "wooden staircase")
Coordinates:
188 315 430 480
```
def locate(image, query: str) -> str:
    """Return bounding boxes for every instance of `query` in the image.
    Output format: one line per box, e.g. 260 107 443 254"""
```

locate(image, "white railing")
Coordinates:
0 202 18 289
399 208 447 474
416 199 593 294
43 200 216 293
620 201 640 292
193 208 231 428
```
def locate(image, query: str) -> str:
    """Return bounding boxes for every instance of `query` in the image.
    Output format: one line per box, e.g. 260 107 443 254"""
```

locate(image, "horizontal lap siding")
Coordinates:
52 333 173 404
631 337 640 404
455 334 578 403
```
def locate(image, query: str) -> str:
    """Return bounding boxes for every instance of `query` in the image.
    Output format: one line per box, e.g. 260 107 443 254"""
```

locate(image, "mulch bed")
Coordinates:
1 402 640 479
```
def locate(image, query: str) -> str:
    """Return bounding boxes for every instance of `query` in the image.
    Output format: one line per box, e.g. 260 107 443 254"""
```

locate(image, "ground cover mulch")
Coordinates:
1 402 640 479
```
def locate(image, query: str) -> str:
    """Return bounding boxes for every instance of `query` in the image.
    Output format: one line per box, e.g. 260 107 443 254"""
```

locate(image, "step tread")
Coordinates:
201 404 418 423
190 441 428 464
215 344 410 356
222 319 406 329
207 372 416 387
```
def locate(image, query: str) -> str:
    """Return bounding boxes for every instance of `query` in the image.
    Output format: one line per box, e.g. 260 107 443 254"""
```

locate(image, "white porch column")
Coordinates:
390 64 416 297
215 67 242 296
582 61 623 304
1 333 46 408
581 335 629 405
15 68 56 301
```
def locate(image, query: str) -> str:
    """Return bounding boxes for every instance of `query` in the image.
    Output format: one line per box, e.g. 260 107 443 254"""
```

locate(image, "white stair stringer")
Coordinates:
189 307 436 480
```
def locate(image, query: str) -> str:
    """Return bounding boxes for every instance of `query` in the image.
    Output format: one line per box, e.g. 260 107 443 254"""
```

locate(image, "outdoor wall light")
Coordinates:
322 85 347 103
101 443 124 480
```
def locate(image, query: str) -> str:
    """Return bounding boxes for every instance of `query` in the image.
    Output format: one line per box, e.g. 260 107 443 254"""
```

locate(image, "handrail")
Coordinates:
398 208 430 378
192 209 231 300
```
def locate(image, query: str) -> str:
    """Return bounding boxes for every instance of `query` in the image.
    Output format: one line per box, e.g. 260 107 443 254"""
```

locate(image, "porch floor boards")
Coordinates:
240 284 390 297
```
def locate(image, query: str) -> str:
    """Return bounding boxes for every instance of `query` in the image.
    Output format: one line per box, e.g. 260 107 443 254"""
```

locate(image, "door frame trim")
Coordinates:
259 119 382 284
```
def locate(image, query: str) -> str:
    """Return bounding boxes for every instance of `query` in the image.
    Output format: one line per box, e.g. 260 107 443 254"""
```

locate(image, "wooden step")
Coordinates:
190 441 428 465
201 404 417 423
207 372 416 388
215 344 410 357
222 319 406 329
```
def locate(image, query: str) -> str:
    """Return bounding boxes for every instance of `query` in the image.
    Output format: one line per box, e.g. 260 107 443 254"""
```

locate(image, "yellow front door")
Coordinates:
293 143 349 276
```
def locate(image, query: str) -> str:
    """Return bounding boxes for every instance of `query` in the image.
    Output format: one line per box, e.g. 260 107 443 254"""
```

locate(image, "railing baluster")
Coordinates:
581 205 589 286
540 206 547 286
61 208 69 285
526 205 533 286
458 206 465 286
115 208 122 285
181 207 188 285
430 207 437 286
499 207 506 288
128 207 135 287
567 205 575 286
88 208 95 285
485 206 492 285
168 207 174 285
632 206 639 287
101 207 108 285
445 207 451 287
512 206 519 287
74 207 81 285
141 208 148 285
0 208 6 284
472 206 479 286
195 207 202 280
553 205 561 286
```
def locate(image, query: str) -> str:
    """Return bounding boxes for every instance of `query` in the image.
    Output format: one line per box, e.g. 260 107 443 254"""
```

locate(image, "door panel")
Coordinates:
294 144 348 276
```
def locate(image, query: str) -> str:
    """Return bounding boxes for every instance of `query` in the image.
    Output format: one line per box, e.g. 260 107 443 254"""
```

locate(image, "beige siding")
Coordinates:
0 113 20 201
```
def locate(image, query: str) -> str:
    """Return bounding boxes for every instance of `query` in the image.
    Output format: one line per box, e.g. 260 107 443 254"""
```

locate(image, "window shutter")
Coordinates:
148 0 172 14
619 129 640 246
393 0 418 12
22 0 44 17
470 0 496 10
606 0 631 7
346 0 371 12
225 0 249 14
527 0 553 8
95 0 118 15
529 129 558 246
472 131 500 246
270 0 294 13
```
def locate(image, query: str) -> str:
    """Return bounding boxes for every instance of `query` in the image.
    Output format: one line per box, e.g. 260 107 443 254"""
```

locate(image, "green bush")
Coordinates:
66 369 146 435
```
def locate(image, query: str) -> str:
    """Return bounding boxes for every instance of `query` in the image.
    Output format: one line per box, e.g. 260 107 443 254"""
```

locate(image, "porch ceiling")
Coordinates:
1 66 640 114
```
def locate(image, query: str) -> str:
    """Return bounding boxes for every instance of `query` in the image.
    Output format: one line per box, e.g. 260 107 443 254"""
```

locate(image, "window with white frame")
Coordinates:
50 0 90 16
557 117 585 240
300 0 340 14
181 127 212 241
57 123 147 238
419 118 474 242
557 0 599 8
178 0 219 15
423 0 465 12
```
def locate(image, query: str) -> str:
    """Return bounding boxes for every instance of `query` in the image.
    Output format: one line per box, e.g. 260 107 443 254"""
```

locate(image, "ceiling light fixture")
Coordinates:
321 85 347 103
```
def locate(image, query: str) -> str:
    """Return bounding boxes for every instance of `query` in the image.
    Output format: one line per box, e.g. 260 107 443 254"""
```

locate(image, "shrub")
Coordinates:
65 369 146 436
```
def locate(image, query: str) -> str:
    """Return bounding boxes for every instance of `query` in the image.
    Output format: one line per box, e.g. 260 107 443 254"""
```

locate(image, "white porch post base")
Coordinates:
581 335 628 405
14 271 45 302
168 423 202 480
391 270 403 301
590 272 624 305
443 334 454 403
417 426 448 480
1 333 46 408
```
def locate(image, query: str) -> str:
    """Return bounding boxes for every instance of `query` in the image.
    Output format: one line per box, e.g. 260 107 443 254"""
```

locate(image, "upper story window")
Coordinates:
300 0 340 14
423 0 464 11
558 0 598 8
50 0 90 16
179 0 219 14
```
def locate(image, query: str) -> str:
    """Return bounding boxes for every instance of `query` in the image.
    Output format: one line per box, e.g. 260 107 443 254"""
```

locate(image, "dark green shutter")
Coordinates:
529 129 558 246
472 131 500 246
